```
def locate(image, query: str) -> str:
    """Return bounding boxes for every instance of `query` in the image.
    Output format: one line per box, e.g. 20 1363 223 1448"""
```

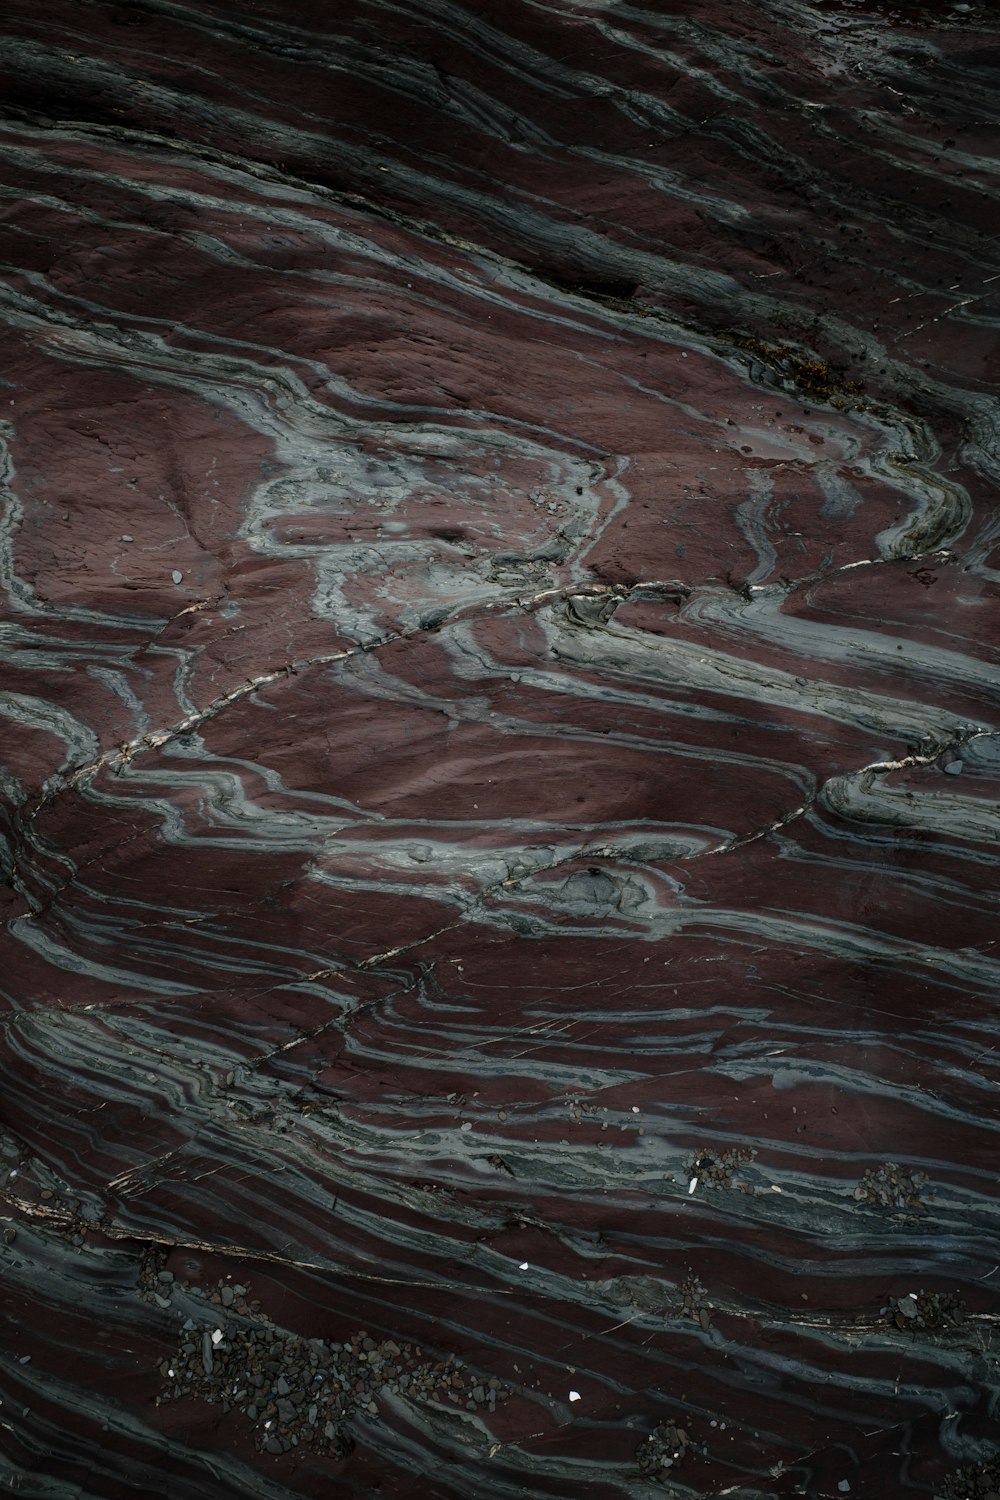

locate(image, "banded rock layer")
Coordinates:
1 1 1000 1497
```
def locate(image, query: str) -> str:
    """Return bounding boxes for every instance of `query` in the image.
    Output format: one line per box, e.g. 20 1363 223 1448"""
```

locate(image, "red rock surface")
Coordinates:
1 1 999 1496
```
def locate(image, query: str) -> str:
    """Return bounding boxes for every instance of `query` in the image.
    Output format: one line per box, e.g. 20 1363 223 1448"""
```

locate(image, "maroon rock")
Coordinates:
1 2 999 1497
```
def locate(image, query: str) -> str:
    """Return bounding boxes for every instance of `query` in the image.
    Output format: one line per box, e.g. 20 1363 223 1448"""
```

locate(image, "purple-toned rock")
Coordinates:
1 2 999 1496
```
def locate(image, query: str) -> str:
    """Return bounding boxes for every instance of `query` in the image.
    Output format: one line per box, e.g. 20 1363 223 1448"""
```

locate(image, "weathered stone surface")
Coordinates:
1 2 999 1496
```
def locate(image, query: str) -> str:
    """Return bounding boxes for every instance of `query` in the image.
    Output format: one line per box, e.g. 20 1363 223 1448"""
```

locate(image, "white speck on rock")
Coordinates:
688 1177 698 1194
171 570 183 584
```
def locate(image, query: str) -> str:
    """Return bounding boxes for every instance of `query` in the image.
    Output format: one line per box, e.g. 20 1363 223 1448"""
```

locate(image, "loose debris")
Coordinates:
854 1162 928 1214
937 1452 1000 1500
685 1147 755 1192
879 1289 967 1332
678 1273 713 1330
151 1270 515 1456
636 1418 693 1480
732 335 864 406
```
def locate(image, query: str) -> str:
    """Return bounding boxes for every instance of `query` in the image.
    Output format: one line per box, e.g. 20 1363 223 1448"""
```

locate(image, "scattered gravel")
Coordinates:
153 1274 514 1456
879 1289 967 1331
855 1162 928 1214
636 1418 693 1480
937 1453 1000 1499
686 1146 755 1192
678 1273 712 1329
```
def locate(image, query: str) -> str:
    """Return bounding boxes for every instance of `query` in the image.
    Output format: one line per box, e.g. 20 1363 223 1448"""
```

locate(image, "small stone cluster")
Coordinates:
854 1162 928 1214
879 1289 967 1332
157 1321 355 1457
733 334 864 405
636 1418 693 1480
938 1453 1000 1500
151 1268 515 1457
138 1247 262 1316
678 1273 712 1330
686 1146 755 1191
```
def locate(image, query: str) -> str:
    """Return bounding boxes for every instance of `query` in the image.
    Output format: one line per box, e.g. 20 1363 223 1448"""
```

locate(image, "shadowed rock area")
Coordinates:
1 1 999 1496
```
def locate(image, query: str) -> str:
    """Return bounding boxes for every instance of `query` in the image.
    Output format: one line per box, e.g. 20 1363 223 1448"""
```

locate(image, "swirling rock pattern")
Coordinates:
1 1 999 1496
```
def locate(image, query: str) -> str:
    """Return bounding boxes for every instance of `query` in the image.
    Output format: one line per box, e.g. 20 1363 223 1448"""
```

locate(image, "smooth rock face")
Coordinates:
0 1 998 1495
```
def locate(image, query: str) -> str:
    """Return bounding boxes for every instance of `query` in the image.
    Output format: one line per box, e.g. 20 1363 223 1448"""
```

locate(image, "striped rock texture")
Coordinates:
1 1 999 1496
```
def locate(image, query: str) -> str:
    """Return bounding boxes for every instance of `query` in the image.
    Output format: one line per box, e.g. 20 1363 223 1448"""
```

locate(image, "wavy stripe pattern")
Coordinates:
1 1 1000 1496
